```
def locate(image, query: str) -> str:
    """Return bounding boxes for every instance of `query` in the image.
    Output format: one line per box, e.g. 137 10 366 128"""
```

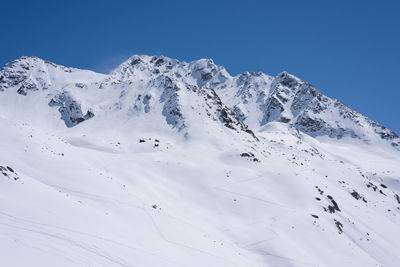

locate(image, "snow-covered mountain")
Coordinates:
0 55 399 267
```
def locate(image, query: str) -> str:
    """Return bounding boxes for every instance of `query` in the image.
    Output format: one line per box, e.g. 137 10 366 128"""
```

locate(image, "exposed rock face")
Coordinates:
100 55 258 138
159 80 185 131
48 92 94 127
259 72 400 146
0 56 52 94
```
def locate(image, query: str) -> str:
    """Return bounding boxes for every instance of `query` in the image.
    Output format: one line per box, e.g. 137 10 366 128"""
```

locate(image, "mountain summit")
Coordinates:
0 55 399 267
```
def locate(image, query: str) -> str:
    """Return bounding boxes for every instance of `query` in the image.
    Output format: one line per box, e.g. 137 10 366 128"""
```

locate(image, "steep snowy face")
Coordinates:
0 55 256 141
213 71 275 129
0 56 106 127
187 58 231 89
258 72 400 147
105 55 400 147
0 55 398 147
0 56 104 94
105 55 232 89
96 55 257 139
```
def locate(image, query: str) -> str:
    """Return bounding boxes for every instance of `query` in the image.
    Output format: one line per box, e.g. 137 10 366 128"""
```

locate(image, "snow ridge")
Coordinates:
0 55 397 147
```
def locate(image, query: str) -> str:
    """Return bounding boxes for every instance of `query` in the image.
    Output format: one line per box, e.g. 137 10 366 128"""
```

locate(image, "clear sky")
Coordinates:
1 0 399 133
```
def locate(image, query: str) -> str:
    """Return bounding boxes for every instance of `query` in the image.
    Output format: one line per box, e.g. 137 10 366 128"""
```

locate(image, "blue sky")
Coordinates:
1 0 399 133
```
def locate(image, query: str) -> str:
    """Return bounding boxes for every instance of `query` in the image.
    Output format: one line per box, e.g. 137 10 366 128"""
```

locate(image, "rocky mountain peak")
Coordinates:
275 71 301 87
0 56 53 94
0 54 398 148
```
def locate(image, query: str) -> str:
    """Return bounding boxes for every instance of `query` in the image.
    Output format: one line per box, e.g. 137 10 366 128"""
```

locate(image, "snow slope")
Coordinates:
0 55 399 267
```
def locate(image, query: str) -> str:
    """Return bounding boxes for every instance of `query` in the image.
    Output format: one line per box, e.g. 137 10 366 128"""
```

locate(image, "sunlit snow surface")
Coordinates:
0 56 399 267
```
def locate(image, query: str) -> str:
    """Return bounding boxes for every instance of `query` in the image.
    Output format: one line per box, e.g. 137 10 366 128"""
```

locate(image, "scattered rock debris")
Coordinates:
366 181 387 196
395 193 400 204
325 195 340 213
350 190 367 203
0 166 20 181
334 219 343 234
240 152 260 162
315 186 324 195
